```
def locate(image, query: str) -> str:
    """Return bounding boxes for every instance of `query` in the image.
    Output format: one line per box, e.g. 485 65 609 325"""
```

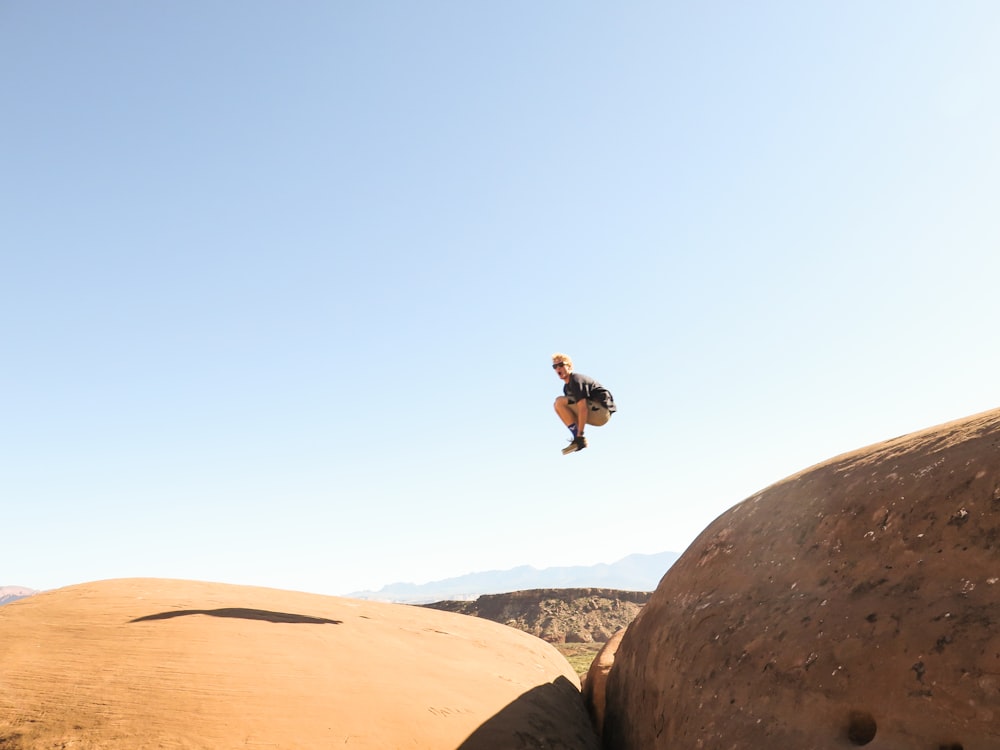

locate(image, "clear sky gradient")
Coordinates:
4 2 999 595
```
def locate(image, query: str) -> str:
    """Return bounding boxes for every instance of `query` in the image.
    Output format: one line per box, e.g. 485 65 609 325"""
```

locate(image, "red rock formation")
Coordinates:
0 578 599 749
605 408 1000 749
583 626 627 738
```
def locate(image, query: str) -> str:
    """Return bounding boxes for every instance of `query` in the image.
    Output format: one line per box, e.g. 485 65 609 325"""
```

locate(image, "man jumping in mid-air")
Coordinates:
552 352 616 455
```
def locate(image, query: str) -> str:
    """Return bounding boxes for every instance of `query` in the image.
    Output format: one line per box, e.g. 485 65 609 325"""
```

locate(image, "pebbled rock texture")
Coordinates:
604 408 1000 750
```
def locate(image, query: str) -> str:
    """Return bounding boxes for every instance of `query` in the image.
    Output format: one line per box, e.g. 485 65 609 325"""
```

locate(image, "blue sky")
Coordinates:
4 2 999 595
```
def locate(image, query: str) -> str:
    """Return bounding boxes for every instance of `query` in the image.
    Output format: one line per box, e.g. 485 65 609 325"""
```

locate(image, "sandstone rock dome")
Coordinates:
605 407 1000 749
0 578 599 749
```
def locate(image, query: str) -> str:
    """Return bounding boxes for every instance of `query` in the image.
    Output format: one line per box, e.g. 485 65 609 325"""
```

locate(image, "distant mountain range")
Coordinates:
0 586 37 605
345 551 680 604
4 552 682 607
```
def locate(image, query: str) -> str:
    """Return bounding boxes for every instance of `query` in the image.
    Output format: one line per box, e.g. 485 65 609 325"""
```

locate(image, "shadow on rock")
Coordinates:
130 608 343 625
457 675 600 750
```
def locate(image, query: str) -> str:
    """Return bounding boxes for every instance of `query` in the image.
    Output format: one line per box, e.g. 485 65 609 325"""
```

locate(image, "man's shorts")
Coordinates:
570 399 612 427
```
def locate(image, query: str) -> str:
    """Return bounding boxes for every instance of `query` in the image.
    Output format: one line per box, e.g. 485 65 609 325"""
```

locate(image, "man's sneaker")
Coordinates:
561 436 588 455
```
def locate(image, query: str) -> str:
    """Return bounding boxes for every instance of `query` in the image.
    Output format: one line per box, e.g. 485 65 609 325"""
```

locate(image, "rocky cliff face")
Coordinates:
604 407 1000 750
424 588 650 643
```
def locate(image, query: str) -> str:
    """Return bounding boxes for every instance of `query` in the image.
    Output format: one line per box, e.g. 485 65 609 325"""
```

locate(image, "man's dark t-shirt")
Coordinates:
564 372 617 413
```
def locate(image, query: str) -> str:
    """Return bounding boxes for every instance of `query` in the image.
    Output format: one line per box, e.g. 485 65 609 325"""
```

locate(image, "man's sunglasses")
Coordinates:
552 363 568 370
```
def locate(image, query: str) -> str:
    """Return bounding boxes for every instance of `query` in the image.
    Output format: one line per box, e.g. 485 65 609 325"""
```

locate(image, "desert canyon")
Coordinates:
3 407 1000 748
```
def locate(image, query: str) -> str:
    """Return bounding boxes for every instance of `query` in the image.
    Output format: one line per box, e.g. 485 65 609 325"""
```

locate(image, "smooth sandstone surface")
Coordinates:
0 578 599 749
605 408 1000 749
583 626 627 738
